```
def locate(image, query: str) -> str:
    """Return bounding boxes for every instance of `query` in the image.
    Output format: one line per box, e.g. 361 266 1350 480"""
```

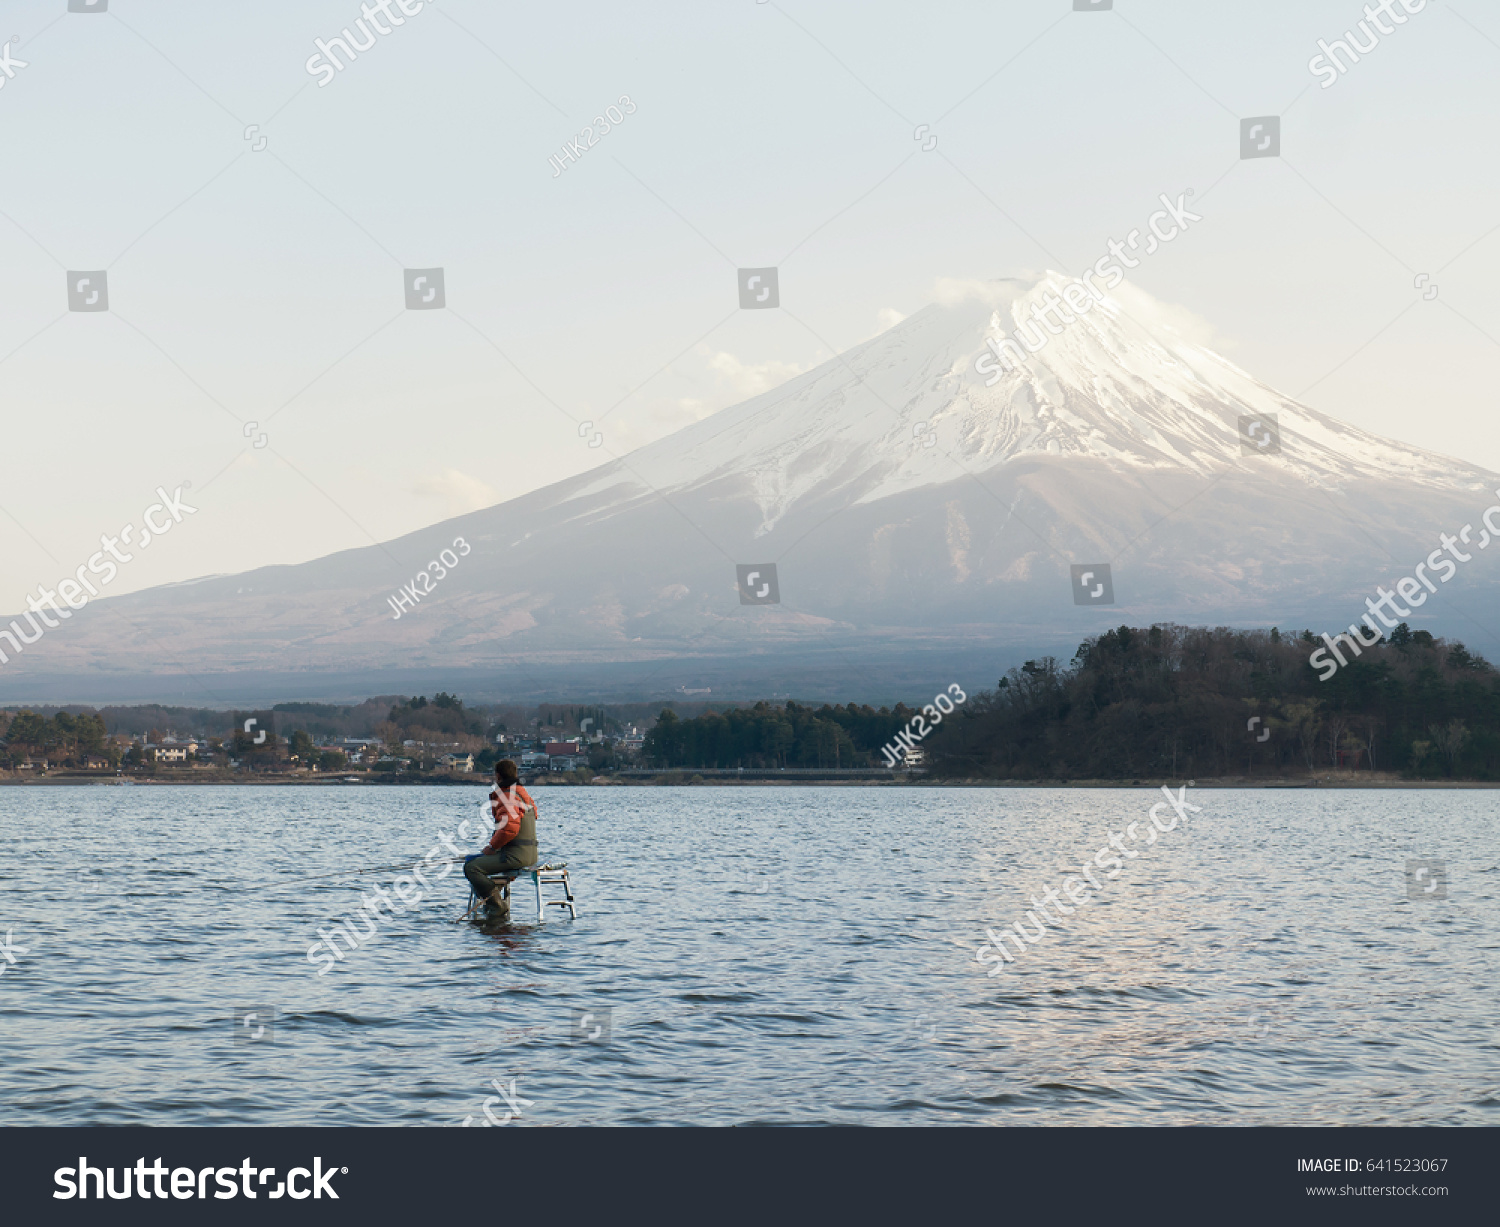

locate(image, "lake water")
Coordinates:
1 784 1496 1126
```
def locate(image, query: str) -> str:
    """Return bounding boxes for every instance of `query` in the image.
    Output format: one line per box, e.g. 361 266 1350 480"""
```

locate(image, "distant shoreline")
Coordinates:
3 773 1498 789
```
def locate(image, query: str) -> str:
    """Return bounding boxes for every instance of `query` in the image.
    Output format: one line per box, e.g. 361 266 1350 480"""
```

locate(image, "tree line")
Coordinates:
0 710 111 768
924 623 1500 780
642 701 916 768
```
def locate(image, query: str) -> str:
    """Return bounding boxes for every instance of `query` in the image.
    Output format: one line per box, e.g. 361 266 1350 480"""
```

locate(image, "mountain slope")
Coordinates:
5 274 1498 701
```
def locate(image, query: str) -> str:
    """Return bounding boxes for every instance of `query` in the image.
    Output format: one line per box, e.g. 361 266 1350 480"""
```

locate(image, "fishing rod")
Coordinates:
342 855 468 878
236 855 469 892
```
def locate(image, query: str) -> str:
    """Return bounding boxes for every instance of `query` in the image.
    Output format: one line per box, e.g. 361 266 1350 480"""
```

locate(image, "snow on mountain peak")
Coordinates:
586 275 1486 536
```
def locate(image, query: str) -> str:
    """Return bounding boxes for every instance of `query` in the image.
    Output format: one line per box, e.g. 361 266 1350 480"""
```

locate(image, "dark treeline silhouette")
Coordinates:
926 623 1500 780
0 710 111 767
384 693 486 739
642 701 916 768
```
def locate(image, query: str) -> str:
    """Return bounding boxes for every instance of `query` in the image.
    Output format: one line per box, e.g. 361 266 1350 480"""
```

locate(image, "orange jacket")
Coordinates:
485 784 536 853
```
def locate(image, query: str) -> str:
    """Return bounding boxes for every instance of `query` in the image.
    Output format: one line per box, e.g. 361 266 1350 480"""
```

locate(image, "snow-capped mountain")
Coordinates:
624 274 1470 513
6 275 1498 702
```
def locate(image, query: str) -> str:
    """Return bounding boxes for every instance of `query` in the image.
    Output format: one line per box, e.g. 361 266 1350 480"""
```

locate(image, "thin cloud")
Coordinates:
412 468 498 517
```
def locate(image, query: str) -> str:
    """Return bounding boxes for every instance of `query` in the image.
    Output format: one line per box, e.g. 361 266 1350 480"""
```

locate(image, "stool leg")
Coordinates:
533 870 542 923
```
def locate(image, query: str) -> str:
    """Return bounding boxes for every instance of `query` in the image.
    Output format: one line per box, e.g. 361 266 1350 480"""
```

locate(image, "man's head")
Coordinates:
495 759 519 787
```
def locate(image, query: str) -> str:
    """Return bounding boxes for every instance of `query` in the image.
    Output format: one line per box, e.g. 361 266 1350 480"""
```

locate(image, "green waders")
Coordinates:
463 806 539 903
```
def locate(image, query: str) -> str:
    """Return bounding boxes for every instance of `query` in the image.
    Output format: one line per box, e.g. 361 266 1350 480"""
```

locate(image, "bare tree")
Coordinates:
1325 716 1348 769
1428 719 1469 776
1357 716 1381 771
1282 701 1322 774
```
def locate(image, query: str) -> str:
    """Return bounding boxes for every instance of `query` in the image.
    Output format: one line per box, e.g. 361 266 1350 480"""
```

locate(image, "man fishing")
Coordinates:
463 759 539 916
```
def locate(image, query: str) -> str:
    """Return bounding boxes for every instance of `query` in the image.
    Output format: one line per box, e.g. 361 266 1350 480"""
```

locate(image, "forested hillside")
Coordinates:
926 624 1500 780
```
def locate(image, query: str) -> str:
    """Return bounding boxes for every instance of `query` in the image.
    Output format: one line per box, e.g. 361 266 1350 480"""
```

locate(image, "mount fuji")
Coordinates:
6 275 1499 704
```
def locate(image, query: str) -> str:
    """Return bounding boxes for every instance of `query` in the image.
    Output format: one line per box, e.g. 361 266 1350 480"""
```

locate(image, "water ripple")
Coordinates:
1 784 1496 1125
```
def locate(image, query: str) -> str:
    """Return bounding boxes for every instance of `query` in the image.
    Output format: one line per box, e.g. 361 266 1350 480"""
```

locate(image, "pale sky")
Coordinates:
3 0 1499 610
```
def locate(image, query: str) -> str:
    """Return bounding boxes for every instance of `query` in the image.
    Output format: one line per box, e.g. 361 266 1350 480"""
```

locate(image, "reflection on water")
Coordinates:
0 784 1495 1125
